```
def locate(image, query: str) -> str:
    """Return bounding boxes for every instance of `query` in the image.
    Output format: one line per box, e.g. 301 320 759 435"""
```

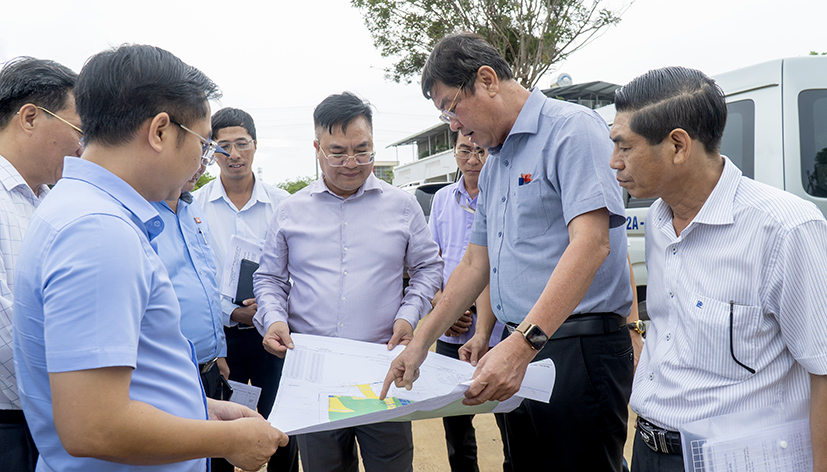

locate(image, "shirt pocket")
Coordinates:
511 181 550 240
679 294 760 382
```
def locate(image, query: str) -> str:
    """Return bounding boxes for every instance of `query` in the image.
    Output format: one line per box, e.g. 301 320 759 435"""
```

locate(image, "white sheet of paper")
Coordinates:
269 334 555 435
700 419 812 472
228 380 262 411
219 235 263 298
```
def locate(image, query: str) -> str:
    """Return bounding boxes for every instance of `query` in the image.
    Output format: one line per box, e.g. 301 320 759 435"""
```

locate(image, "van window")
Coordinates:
720 100 755 179
800 89 827 197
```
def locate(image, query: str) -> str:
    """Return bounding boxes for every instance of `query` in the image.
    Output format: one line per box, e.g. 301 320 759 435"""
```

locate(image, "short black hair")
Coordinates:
75 44 221 146
313 92 373 137
449 129 458 148
614 66 727 154
421 32 514 100
0 56 77 129
211 107 256 141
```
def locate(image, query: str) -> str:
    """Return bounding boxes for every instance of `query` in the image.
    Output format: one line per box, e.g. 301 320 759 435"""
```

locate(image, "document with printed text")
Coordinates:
269 334 555 435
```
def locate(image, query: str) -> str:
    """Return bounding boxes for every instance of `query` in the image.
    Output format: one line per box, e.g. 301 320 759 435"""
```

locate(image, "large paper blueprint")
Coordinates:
269 334 555 435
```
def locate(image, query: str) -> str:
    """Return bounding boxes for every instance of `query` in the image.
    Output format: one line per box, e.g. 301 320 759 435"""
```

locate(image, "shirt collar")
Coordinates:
308 172 384 199
651 156 739 230
688 156 739 227
453 175 477 200
62 157 164 240
487 87 544 156
205 175 269 207
0 153 50 198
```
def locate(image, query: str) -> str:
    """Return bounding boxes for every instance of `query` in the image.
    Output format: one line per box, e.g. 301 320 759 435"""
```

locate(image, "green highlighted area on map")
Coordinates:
328 384 414 421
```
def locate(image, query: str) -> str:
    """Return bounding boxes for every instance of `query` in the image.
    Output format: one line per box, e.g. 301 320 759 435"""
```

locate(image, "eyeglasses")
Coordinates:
36 106 84 137
217 139 255 152
317 145 375 167
455 147 486 160
439 84 464 124
172 121 229 166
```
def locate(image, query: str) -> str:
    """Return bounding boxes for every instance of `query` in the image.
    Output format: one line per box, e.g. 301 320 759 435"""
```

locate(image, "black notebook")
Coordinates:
233 258 259 304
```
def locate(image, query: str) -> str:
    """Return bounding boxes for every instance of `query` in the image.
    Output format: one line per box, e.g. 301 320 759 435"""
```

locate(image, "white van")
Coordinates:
598 56 827 311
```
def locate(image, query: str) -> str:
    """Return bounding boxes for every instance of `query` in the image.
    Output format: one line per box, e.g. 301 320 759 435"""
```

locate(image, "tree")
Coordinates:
278 176 315 194
193 171 215 192
351 0 631 88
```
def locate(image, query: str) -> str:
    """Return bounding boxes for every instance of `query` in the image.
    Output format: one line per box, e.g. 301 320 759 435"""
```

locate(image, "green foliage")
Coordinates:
810 51 827 56
278 175 315 194
351 0 631 88
193 171 215 191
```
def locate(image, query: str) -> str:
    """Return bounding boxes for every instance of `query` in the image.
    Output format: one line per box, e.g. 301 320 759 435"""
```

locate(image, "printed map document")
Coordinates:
269 334 555 435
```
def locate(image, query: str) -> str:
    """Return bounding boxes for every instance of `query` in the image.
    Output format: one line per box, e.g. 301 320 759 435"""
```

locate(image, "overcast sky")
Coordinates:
1 0 824 185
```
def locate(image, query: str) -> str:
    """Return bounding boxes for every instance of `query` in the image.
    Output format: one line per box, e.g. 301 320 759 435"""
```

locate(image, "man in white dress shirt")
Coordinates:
609 66 827 472
0 56 81 471
193 107 296 472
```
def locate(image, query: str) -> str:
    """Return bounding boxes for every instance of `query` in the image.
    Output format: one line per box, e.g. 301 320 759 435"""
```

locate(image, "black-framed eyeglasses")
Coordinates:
439 83 464 124
171 120 228 166
317 145 375 167
217 139 255 152
455 148 486 160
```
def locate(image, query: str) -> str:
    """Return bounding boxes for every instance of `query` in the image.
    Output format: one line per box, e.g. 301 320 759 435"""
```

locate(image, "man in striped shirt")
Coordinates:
0 56 81 471
610 66 827 472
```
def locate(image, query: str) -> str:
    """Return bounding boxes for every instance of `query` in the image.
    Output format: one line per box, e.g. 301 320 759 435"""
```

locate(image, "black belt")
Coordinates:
508 313 624 340
0 409 26 423
199 357 219 374
636 417 682 454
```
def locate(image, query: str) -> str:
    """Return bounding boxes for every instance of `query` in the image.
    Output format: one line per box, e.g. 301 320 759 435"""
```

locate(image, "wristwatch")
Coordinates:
627 319 646 337
514 321 549 351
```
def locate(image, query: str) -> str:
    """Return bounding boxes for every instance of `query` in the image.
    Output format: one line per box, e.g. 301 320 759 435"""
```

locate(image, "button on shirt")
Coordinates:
13 157 207 472
429 177 506 346
253 174 442 343
152 196 226 364
469 88 631 324
194 177 289 324
0 154 48 410
631 157 827 431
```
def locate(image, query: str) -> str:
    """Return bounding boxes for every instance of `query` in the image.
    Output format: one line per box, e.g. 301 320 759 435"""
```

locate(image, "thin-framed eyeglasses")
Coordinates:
172 120 229 166
439 83 464 124
217 139 255 152
455 147 486 160
35 106 84 137
317 145 375 167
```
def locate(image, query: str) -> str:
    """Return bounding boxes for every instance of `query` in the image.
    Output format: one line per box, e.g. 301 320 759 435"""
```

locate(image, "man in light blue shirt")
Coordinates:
13 44 287 472
152 161 229 400
254 91 442 472
384 33 633 471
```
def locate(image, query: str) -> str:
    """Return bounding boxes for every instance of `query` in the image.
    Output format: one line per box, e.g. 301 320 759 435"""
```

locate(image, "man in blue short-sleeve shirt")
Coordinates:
13 44 287 472
384 33 633 472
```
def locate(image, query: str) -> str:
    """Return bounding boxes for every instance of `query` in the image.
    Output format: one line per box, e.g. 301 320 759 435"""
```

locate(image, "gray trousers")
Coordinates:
296 422 413 472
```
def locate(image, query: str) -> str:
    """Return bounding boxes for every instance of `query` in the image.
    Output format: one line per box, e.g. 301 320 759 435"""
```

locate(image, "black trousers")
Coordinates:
436 340 512 472
0 410 38 472
502 327 634 471
630 431 685 472
210 325 298 472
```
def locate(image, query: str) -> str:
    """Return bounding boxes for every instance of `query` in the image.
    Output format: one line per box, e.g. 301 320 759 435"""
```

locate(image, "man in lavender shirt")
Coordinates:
252 91 442 472
429 130 510 472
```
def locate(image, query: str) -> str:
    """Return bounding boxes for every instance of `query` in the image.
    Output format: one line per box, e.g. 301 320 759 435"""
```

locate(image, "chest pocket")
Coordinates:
510 180 551 240
678 294 760 382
